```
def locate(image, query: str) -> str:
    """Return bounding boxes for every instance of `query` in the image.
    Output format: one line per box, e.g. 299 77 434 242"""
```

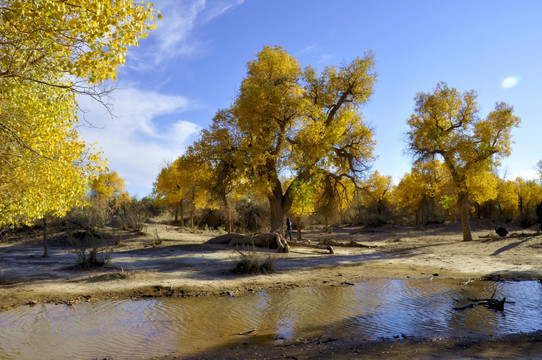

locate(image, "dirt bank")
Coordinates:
165 330 542 359
1 222 541 312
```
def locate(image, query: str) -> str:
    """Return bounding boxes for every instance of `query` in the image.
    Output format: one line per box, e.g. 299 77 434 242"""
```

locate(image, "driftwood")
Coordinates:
207 232 289 253
289 242 335 254
454 297 507 311
453 289 507 311
479 231 539 242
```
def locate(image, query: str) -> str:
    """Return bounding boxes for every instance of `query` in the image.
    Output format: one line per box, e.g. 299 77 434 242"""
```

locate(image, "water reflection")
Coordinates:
0 279 541 359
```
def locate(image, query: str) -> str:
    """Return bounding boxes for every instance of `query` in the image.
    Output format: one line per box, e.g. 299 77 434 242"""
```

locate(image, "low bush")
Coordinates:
119 199 149 232
235 199 269 233
65 197 112 232
70 231 111 269
231 247 275 274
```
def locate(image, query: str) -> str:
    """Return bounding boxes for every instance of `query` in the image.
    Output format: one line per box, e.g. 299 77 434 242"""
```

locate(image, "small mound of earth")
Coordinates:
70 272 129 283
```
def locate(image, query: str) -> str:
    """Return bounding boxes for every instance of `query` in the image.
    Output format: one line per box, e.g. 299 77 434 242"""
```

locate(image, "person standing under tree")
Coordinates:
286 218 293 241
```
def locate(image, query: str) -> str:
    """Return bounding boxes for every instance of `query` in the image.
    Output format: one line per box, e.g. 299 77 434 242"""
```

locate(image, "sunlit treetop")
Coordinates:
90 171 126 200
0 0 160 86
196 46 377 231
406 82 520 241
407 82 520 180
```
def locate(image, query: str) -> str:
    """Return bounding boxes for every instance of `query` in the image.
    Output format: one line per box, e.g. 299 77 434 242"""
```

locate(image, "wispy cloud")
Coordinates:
202 0 245 23
298 43 334 65
129 0 245 68
77 88 201 194
299 44 318 54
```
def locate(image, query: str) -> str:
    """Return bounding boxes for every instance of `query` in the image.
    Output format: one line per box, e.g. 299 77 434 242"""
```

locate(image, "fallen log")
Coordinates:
453 297 506 311
208 232 289 253
453 289 507 311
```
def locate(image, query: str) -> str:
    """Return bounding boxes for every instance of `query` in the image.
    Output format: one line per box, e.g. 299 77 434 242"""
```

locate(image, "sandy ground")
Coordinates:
1 221 542 358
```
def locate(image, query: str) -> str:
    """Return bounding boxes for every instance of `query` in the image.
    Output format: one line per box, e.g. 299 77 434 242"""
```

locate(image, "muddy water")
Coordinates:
1 279 541 359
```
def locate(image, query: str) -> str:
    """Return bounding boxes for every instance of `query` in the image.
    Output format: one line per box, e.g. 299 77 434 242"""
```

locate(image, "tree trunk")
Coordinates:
227 208 232 233
269 194 285 233
296 216 302 240
42 217 48 258
190 208 194 229
222 195 232 233
457 193 473 241
268 176 294 233
179 200 184 227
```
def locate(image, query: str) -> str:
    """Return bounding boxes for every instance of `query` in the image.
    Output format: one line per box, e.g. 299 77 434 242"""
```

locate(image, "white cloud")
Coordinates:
77 88 201 194
130 0 245 67
153 0 206 61
501 75 521 89
506 168 539 181
202 0 246 23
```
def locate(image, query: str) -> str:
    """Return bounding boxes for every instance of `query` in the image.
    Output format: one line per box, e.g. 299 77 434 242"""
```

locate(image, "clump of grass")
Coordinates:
70 231 111 269
145 228 162 247
231 247 275 274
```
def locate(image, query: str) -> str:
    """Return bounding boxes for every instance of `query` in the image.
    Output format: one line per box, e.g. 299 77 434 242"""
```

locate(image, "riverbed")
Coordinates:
1 279 540 359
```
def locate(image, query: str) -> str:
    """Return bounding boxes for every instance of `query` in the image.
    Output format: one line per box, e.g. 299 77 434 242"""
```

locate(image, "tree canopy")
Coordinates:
406 82 520 241
0 0 159 226
0 0 159 86
194 46 377 231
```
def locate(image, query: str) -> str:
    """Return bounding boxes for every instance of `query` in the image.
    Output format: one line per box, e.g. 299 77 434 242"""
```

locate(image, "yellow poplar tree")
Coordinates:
360 171 394 216
153 161 185 224
513 177 542 222
1 0 159 86
287 179 317 240
468 170 498 219
0 77 104 225
153 154 217 228
495 178 518 220
204 46 376 232
90 171 126 200
89 171 130 216
407 82 520 241
314 173 357 232
180 154 217 229
394 160 451 224
188 110 245 232
0 0 159 226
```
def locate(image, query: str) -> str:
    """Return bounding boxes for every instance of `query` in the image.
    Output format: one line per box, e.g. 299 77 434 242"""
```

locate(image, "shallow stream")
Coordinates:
1 279 541 359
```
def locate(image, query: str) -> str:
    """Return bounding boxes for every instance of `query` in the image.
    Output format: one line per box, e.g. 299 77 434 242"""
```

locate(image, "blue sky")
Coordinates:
79 0 542 196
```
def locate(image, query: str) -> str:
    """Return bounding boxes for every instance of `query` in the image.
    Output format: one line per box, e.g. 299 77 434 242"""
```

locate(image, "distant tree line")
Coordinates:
153 47 527 242
153 161 542 236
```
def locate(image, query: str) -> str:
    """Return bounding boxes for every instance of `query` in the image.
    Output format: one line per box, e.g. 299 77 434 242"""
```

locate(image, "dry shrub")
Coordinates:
70 231 111 269
66 197 112 232
235 198 269 233
119 199 149 232
231 247 275 274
